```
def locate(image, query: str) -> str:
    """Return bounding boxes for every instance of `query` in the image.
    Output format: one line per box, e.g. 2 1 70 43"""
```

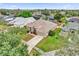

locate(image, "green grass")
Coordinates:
0 25 8 30
36 34 68 52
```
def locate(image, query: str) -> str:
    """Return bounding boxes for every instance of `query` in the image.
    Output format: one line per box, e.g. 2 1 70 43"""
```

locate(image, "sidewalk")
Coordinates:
26 35 44 54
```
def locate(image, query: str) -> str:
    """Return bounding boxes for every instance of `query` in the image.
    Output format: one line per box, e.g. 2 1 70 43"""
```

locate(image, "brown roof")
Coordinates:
27 19 57 33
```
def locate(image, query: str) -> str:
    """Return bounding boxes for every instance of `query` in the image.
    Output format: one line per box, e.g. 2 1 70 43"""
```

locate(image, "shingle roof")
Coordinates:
27 19 57 33
48 16 54 20
62 22 79 32
68 17 79 23
3 16 15 21
8 17 36 27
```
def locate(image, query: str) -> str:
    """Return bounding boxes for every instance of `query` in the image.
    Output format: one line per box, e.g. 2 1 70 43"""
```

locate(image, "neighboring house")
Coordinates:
32 11 42 20
62 22 79 32
48 16 55 22
8 17 36 27
48 16 54 20
33 15 42 20
67 17 79 23
3 16 15 22
27 19 57 36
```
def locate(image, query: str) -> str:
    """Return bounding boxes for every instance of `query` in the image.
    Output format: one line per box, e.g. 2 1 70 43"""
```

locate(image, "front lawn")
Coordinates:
36 35 68 52
36 28 68 52
0 25 9 31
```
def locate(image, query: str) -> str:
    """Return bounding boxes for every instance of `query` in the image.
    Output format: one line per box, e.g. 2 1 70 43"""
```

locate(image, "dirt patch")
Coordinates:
23 34 34 42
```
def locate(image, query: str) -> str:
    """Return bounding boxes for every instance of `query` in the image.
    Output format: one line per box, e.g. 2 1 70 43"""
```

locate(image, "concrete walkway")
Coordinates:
26 35 44 54
34 47 44 54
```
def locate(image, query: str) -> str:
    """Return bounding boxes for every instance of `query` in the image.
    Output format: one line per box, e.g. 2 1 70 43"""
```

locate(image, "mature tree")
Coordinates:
16 10 32 18
42 9 50 16
0 31 28 56
0 9 8 15
54 13 64 22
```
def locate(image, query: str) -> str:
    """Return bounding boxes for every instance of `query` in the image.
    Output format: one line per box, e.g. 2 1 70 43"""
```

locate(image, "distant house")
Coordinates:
67 17 79 23
27 19 57 36
8 17 36 27
62 22 79 32
33 15 41 20
3 16 15 22
48 16 55 22
32 11 42 20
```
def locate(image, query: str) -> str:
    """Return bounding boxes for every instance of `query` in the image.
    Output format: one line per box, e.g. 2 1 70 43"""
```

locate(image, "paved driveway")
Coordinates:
26 35 44 54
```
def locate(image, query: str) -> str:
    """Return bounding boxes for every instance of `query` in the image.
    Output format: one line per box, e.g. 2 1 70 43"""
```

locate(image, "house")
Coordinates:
33 15 41 20
8 17 36 27
48 16 55 22
27 19 57 36
67 17 79 23
62 22 79 32
48 16 54 20
3 16 15 22
32 11 42 20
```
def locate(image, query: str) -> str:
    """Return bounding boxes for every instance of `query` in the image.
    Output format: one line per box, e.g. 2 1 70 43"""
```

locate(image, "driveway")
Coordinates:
26 35 44 54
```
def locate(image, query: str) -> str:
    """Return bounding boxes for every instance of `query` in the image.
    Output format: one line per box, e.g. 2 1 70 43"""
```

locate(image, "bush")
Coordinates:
48 28 61 36
48 30 55 36
54 28 61 33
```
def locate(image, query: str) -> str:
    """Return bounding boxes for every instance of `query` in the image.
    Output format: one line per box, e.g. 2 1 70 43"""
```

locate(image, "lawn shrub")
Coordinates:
48 30 55 36
48 28 61 36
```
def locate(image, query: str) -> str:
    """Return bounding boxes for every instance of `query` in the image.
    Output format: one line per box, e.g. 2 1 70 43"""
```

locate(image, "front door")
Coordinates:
30 27 37 35
33 28 37 35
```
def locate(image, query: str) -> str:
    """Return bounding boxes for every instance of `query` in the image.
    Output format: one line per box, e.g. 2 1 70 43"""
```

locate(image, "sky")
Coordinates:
0 3 79 9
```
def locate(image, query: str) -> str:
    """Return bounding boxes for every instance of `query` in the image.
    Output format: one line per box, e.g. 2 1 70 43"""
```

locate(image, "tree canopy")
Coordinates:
0 27 29 56
16 10 32 18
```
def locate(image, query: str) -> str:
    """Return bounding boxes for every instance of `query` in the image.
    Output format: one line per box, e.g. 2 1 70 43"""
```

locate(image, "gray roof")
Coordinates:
68 17 79 23
33 15 41 20
62 22 79 32
3 16 15 21
8 17 36 27
48 16 54 20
